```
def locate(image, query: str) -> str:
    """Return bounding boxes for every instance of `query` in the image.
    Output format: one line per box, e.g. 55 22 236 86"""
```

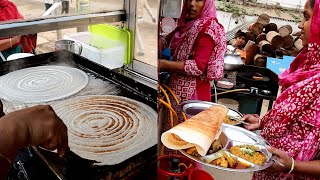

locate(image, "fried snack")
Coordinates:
209 151 251 169
252 73 263 81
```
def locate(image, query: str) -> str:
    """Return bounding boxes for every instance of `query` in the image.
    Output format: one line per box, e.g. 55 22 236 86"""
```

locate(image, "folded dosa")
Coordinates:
161 105 228 156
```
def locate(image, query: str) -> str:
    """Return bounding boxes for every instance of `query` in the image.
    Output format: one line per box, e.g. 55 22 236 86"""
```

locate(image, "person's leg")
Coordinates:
65 1 69 14
135 25 144 56
48 3 53 12
136 18 144 56
45 3 50 11
61 1 66 14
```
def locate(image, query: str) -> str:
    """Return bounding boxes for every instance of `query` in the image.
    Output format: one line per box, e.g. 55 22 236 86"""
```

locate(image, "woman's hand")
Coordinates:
242 114 260 131
22 105 69 157
264 146 293 173
12 36 21 44
0 36 22 51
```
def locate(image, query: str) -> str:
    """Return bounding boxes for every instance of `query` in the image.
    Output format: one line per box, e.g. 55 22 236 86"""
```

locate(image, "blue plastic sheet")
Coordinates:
266 56 295 75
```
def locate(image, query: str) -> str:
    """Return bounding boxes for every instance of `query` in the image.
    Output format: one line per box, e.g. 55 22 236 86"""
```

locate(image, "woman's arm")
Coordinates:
159 60 185 73
0 36 21 52
242 114 261 130
294 160 320 176
159 32 215 76
0 103 68 178
265 146 320 176
0 109 27 179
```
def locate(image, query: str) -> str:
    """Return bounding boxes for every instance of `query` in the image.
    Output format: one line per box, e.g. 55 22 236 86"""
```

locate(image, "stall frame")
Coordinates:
0 0 158 90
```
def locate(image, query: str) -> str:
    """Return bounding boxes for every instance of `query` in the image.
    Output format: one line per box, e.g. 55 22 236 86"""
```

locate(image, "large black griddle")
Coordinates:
236 65 279 97
237 72 270 82
3 50 157 180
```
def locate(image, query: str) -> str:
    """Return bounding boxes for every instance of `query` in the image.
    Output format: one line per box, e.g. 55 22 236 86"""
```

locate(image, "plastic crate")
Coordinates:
89 24 132 65
64 32 125 69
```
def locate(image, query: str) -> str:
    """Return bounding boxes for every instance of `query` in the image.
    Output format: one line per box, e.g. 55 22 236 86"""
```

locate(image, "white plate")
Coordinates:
7 53 34 61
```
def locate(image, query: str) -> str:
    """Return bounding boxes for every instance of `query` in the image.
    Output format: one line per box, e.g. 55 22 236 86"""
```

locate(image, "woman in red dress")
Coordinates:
244 0 320 179
159 0 226 130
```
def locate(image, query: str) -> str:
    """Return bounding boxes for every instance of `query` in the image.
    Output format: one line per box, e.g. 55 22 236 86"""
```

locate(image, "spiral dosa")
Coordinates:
52 95 157 165
0 66 88 103
161 105 228 156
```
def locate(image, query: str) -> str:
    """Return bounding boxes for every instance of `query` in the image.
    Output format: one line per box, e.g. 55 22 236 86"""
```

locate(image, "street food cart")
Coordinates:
0 0 158 179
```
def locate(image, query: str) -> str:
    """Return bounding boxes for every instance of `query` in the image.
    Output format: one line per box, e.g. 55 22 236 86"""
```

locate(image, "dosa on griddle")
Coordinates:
161 105 228 156
51 95 157 165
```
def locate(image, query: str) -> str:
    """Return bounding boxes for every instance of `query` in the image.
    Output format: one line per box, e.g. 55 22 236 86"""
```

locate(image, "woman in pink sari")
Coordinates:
159 0 226 129
244 0 320 179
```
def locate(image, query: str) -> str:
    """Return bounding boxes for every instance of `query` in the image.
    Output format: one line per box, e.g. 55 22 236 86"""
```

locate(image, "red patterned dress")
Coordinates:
253 0 320 179
162 0 226 134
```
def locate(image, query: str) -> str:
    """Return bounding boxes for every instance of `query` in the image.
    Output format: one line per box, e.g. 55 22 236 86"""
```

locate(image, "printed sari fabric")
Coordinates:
162 0 226 155
166 0 226 125
254 0 320 179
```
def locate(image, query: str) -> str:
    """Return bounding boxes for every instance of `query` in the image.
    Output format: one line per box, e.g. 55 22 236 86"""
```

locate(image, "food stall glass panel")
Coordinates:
0 0 160 87
124 0 159 81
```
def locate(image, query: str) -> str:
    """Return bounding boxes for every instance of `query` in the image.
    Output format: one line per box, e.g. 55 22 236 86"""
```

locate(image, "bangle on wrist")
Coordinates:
258 117 261 129
288 157 295 174
9 38 12 48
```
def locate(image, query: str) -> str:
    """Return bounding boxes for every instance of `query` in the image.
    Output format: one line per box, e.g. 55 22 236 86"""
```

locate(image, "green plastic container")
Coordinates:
89 24 132 65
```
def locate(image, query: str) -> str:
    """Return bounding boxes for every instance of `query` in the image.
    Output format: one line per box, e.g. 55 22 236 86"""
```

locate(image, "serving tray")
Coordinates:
180 124 274 172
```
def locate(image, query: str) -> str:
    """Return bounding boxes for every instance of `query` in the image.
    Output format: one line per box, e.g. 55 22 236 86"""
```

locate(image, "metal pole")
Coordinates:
76 0 90 32
51 0 63 40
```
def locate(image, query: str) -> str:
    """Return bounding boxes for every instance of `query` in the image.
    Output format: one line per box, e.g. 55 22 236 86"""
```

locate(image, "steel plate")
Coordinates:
179 124 273 172
180 100 243 125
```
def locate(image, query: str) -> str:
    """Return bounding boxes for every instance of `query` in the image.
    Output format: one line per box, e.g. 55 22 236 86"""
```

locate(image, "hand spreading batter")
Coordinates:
0 100 69 179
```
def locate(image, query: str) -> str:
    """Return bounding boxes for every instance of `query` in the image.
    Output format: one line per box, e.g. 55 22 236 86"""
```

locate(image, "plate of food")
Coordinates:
180 100 243 125
161 105 274 172
180 124 273 172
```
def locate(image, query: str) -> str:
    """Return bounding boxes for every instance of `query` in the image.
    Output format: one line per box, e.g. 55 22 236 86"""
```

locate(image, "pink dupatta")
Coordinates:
168 0 226 102
254 0 320 179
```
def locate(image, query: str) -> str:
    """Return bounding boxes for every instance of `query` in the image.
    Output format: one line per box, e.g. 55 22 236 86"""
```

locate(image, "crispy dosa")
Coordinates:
161 105 228 156
52 95 157 165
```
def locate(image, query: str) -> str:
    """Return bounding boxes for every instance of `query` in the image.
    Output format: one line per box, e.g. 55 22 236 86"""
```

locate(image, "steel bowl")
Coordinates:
224 52 244 71
180 100 243 126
